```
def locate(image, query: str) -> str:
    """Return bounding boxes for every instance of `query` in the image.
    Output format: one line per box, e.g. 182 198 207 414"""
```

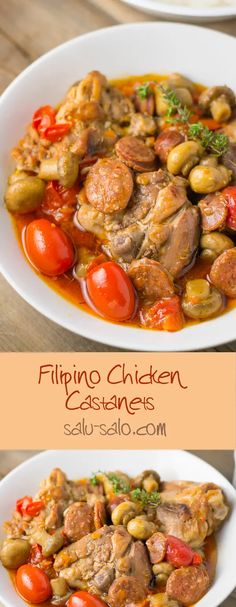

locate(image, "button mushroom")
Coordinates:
0 539 31 569
153 563 174 587
150 592 179 607
51 578 71 605
189 165 232 194
133 470 160 492
39 151 79 187
200 232 234 260
199 86 236 123
127 515 157 540
111 501 141 526
30 527 64 557
182 279 224 320
167 141 204 177
5 175 46 213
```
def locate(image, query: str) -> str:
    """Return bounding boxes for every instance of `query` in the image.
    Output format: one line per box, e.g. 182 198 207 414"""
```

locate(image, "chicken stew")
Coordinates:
5 71 236 332
0 468 229 607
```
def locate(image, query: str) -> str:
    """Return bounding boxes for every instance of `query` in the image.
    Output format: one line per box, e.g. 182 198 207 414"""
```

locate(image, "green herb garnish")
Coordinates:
131 488 161 508
90 473 99 486
188 123 229 157
107 473 130 494
162 87 192 124
136 83 153 100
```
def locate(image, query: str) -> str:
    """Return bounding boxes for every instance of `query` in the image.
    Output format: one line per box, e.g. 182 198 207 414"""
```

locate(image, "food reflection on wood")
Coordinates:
0 468 229 607
4 71 236 332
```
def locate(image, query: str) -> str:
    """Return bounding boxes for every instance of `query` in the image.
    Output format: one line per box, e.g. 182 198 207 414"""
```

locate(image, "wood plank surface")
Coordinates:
0 0 236 351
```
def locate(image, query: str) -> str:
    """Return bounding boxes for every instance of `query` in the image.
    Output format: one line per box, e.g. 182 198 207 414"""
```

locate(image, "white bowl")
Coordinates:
0 22 236 351
121 0 236 22
0 450 235 607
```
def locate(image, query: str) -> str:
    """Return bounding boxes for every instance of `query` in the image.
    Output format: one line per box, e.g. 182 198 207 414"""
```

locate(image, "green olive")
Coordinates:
189 165 231 194
0 539 31 569
127 515 156 540
5 177 46 213
167 141 204 176
182 279 224 320
51 578 69 597
200 232 234 260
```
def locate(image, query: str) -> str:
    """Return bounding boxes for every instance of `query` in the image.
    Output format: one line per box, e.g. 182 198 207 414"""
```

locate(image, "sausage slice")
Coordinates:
198 193 227 232
128 258 175 306
166 566 210 606
146 532 167 564
116 136 156 172
85 158 133 213
64 502 94 542
210 247 236 298
154 130 185 164
108 575 147 607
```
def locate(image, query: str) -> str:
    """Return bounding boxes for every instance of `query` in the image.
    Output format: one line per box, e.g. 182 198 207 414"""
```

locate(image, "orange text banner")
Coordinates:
0 353 235 449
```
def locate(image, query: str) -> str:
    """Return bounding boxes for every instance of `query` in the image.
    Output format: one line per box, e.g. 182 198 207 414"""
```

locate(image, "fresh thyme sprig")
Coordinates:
130 488 161 508
107 473 130 494
162 87 192 124
188 123 229 157
90 472 130 494
136 83 153 100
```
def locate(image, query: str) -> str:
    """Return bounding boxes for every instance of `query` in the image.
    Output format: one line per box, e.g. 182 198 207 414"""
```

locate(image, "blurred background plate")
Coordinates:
120 0 236 22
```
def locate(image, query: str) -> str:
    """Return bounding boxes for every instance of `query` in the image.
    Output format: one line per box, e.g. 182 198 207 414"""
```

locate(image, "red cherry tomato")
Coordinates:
25 218 75 276
141 296 184 332
222 186 236 231
32 105 55 137
16 564 52 604
42 181 79 212
166 536 195 567
68 590 107 607
16 496 32 516
16 496 44 517
44 122 72 142
86 261 135 321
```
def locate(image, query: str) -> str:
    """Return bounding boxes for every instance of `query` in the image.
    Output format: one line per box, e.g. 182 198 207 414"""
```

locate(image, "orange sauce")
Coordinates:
10 74 236 331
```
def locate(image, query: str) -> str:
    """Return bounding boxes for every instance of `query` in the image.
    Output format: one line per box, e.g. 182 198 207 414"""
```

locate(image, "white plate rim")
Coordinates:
120 0 236 19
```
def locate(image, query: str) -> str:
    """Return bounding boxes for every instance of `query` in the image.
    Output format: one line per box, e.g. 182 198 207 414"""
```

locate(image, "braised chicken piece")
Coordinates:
156 481 229 547
54 525 151 595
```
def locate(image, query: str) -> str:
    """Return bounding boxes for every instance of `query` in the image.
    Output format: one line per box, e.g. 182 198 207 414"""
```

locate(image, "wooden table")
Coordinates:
0 450 235 607
1 0 236 352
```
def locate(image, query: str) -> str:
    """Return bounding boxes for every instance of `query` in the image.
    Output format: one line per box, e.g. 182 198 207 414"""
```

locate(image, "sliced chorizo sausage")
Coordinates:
85 158 133 213
128 258 175 306
146 532 167 564
198 193 227 232
107 575 147 607
154 130 185 164
210 247 236 298
115 136 156 172
64 502 94 542
166 566 210 606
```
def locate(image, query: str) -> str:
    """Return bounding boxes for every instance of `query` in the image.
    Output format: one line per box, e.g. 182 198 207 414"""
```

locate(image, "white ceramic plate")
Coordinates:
0 450 235 607
1 22 236 351
121 0 236 22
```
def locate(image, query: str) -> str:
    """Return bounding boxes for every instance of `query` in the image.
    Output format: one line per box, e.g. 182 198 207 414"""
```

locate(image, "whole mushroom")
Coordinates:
199 86 236 123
